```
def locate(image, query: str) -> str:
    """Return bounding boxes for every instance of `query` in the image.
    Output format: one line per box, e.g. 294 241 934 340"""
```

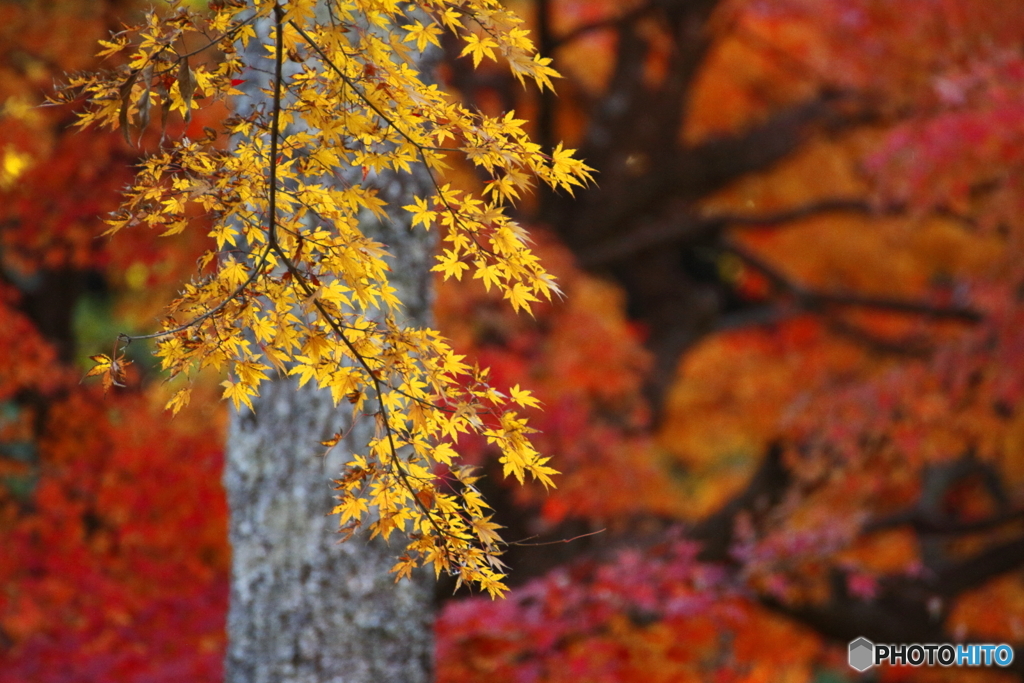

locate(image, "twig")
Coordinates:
723 239 982 322
509 528 606 547
268 3 285 248
578 198 977 268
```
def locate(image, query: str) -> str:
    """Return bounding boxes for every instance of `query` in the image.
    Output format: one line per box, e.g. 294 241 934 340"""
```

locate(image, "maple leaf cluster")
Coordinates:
58 0 592 596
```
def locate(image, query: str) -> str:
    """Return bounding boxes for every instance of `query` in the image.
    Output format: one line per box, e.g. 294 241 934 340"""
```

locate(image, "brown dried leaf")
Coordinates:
118 70 139 146
178 60 196 124
136 66 152 143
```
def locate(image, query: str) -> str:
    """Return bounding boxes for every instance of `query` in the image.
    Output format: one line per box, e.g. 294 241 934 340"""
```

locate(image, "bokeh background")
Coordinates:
4 0 1024 681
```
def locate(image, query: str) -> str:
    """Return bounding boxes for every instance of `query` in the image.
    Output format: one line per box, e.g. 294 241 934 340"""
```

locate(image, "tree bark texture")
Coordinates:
224 377 433 683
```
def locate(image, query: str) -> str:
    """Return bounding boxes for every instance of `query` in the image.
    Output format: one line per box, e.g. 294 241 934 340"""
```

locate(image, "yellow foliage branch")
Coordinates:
65 0 592 597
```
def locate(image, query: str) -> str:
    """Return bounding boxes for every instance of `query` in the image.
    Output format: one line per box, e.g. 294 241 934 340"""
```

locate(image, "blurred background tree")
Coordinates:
435 0 1024 681
0 1 229 680
4 0 1024 681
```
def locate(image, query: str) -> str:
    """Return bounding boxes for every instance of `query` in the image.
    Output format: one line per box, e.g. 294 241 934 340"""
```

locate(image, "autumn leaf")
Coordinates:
84 353 132 393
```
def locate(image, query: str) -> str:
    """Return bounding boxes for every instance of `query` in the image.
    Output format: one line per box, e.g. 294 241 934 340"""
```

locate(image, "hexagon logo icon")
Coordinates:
849 637 875 672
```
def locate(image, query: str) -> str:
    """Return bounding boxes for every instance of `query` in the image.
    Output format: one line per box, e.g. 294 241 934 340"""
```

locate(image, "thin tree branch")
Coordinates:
822 317 936 357
509 528 606 547
268 242 476 558
288 20 502 259
176 14 259 60
578 198 976 268
727 200 977 231
119 6 287 346
865 508 1024 536
723 240 983 322
576 199 716 267
117 243 273 343
268 3 285 248
933 535 1024 597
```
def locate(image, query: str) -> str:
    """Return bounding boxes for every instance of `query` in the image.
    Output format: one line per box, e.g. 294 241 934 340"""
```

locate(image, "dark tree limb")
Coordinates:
707 449 1024 677
866 456 1017 537
865 508 1024 536
723 240 983 322
579 197 979 268
576 199 722 268
578 198 879 268
555 94 853 252
550 2 656 49
822 317 936 357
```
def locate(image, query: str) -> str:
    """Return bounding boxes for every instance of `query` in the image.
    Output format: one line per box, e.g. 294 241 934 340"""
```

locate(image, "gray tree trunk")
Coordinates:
221 14 436 674
221 9 437 676
223 203 434 682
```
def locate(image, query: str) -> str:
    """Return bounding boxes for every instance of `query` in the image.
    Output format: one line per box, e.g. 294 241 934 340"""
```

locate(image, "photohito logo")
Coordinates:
848 637 1015 671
